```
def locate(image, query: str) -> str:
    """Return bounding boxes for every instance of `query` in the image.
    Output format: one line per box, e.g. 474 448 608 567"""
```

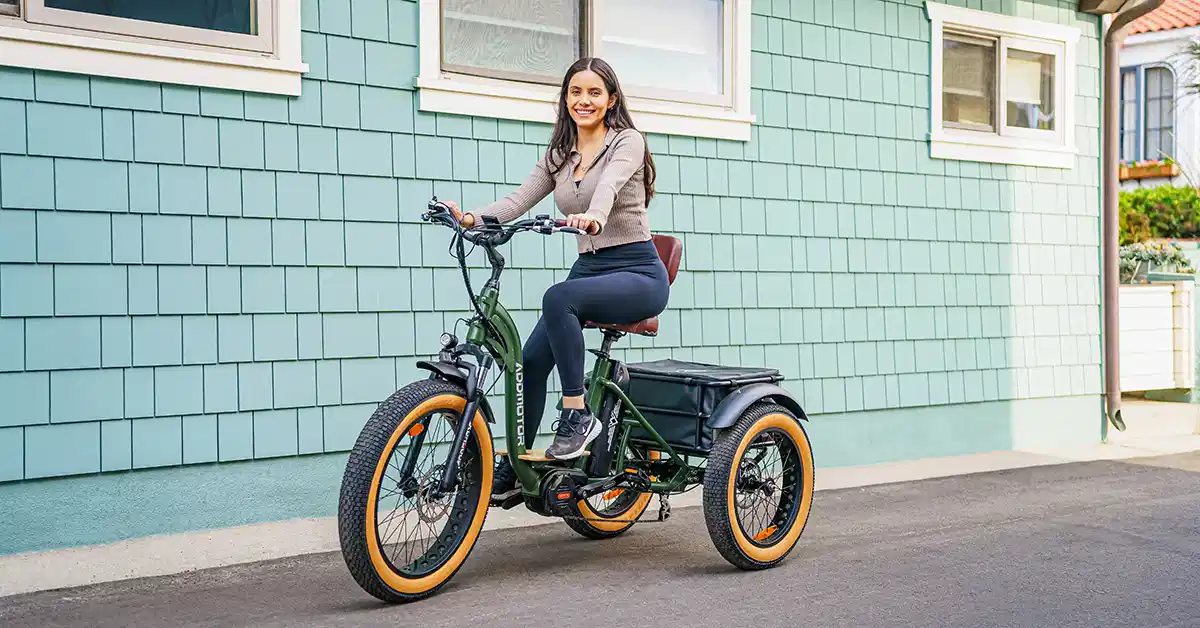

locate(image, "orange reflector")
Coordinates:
754 525 778 541
557 491 572 499
603 489 623 500
407 423 425 437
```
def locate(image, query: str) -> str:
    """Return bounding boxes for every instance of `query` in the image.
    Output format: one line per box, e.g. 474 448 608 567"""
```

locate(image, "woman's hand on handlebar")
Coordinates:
565 213 599 235
441 200 475 228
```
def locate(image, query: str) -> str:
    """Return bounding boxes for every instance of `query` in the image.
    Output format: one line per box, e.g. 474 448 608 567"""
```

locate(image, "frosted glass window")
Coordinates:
441 0 583 84
594 0 724 97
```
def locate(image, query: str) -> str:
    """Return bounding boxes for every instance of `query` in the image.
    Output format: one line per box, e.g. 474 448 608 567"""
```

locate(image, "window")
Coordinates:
1120 65 1176 164
927 2 1080 169
418 0 753 141
0 1 305 95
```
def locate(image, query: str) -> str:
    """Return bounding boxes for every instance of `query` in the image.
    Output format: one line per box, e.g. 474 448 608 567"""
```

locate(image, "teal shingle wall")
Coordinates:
0 0 1102 485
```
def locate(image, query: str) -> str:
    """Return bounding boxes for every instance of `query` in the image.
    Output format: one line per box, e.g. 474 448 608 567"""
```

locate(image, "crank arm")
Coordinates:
574 468 651 501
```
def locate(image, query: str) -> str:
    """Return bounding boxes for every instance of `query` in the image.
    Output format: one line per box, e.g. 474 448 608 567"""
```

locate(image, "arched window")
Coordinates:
1119 64 1176 163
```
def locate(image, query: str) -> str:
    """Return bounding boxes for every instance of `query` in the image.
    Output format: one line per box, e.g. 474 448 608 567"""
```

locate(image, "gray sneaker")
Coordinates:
546 408 602 460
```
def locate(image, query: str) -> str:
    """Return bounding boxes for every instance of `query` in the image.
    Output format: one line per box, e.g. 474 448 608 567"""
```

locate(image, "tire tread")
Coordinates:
337 378 490 603
701 401 810 571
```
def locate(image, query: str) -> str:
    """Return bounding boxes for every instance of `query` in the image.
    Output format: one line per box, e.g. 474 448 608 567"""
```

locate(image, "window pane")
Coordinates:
594 0 724 96
1144 67 1175 160
1146 130 1163 161
1005 48 1054 131
44 0 255 35
1120 71 1137 162
1146 66 1161 96
442 0 581 84
942 36 995 129
1147 97 1161 129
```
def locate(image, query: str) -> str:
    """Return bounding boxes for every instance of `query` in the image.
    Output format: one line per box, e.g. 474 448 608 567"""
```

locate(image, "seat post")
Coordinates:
598 330 622 356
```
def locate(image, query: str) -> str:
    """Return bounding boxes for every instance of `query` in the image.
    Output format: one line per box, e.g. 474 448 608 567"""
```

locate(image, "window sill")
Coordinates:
416 72 756 142
0 17 307 96
929 130 1077 169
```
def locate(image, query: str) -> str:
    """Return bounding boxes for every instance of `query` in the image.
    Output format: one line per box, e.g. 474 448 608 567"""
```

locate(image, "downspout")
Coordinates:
1102 0 1163 437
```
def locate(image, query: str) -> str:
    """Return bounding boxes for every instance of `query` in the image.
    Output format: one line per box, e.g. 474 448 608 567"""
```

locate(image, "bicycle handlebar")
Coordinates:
422 197 586 247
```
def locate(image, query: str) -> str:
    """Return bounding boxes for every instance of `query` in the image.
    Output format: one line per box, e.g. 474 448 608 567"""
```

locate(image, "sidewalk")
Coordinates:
3 398 1199 598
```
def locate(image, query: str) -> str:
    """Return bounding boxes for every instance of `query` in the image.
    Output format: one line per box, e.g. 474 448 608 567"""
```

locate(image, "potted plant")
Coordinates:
1120 158 1181 181
1119 240 1196 283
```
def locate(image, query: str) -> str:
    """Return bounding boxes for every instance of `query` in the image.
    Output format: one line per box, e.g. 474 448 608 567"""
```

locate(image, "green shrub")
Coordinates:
1119 185 1200 245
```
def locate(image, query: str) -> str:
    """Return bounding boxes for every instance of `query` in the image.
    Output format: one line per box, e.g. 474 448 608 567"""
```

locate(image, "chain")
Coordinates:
560 494 672 525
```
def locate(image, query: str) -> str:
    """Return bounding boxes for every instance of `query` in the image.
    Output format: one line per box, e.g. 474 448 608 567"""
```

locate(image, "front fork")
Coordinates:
437 346 493 494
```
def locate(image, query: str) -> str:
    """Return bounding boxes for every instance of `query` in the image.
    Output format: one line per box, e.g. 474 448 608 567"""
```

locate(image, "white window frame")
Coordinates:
416 0 755 141
0 0 306 96
927 1 1080 169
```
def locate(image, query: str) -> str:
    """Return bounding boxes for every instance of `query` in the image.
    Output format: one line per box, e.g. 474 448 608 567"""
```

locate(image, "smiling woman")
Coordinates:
439 57 672 502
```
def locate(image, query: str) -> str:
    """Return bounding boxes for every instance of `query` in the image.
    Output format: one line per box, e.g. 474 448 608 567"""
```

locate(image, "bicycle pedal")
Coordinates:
490 493 523 510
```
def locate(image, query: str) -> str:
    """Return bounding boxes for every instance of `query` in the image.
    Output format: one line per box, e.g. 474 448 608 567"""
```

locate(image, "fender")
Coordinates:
416 360 497 423
706 383 809 431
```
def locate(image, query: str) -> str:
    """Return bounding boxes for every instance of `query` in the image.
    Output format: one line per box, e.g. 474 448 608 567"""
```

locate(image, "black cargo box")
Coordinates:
623 359 784 454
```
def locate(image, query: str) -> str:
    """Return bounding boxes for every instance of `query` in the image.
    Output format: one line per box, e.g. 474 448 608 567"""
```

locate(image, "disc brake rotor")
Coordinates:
415 465 453 523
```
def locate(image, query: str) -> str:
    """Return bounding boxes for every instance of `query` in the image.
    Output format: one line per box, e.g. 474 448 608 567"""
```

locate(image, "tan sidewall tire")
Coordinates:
702 403 814 570
724 413 814 563
567 451 661 538
364 394 493 594
338 379 492 603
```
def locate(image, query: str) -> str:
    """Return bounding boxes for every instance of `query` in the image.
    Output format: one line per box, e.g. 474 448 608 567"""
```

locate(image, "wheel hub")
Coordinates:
415 466 453 523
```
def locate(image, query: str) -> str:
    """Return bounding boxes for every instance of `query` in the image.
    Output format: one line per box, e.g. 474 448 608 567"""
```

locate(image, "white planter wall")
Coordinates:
1119 281 1195 391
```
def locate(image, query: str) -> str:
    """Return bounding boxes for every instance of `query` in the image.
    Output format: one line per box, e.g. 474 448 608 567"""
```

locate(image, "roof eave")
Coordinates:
1079 0 1130 14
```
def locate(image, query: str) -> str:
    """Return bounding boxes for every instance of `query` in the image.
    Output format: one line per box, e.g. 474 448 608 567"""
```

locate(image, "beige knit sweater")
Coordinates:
472 127 651 253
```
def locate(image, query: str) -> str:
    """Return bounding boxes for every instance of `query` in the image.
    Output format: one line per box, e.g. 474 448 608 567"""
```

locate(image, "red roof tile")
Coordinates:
1129 0 1200 35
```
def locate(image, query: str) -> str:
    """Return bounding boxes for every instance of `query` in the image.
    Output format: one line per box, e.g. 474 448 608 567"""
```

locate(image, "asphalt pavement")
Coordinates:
3 452 1199 628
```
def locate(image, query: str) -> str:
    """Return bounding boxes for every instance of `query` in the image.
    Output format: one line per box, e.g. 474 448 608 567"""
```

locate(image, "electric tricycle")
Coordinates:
337 198 816 603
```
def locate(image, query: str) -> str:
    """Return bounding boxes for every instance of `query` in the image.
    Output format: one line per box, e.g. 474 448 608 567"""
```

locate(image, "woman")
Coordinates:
442 57 670 503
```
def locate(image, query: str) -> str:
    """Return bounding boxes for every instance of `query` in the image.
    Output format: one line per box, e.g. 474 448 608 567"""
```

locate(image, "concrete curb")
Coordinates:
3 435 1199 598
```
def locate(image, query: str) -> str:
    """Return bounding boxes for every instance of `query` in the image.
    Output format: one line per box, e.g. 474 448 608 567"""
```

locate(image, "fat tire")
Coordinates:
563 448 659 540
702 401 813 571
337 378 491 603
563 499 650 540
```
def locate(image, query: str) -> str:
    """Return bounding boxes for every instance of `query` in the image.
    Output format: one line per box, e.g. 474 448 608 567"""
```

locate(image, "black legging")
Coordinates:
520 239 670 447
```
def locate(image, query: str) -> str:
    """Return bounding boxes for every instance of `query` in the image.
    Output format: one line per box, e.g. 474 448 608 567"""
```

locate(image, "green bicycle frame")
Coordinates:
463 282 695 497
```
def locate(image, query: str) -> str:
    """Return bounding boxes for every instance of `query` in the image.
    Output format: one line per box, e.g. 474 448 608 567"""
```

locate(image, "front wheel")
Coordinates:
702 402 814 570
338 379 493 603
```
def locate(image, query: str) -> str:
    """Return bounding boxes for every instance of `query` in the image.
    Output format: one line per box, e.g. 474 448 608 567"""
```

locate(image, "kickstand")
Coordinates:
657 494 671 521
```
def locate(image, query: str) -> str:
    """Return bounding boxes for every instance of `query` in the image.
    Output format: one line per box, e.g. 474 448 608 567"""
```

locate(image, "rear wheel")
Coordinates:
564 449 660 540
338 379 493 603
702 402 814 570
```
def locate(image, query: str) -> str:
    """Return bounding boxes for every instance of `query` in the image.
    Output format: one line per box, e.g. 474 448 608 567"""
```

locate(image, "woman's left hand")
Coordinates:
566 214 600 234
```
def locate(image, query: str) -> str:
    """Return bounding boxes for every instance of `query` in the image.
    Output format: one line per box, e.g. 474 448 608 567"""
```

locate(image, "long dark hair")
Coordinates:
546 57 656 204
